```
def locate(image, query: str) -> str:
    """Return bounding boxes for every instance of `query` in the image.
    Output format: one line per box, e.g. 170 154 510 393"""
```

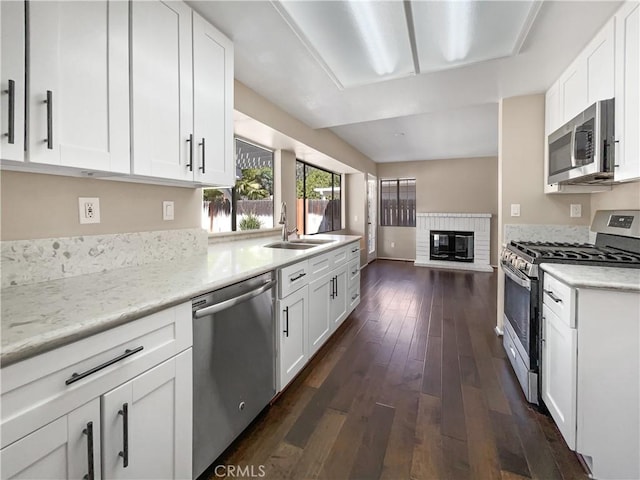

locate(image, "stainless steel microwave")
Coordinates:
547 99 615 185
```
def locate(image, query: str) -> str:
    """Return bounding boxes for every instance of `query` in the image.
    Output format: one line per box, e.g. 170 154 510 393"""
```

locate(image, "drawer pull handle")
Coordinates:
290 272 306 282
283 306 289 337
351 248 358 253
351 293 359 301
543 289 563 303
45 90 53 149
4 79 15 144
118 403 129 468
82 422 95 480
65 346 144 385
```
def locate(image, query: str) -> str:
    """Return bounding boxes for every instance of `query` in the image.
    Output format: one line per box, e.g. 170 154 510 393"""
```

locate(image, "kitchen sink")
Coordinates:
289 238 336 245
264 241 317 250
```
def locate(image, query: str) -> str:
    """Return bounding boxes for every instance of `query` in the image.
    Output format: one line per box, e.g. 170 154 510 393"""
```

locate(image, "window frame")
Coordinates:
296 160 343 235
203 137 275 234
379 178 416 227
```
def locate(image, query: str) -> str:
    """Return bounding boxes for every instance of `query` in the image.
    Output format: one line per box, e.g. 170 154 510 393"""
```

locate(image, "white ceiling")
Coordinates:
188 0 622 163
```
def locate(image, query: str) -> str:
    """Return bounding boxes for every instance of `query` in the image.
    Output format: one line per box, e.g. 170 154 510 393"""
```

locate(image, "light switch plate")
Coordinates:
163 201 174 221
511 204 521 217
570 204 582 218
79 197 100 224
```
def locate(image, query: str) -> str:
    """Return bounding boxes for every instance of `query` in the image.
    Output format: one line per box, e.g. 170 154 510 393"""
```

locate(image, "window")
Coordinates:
296 161 342 234
203 139 274 233
380 178 416 226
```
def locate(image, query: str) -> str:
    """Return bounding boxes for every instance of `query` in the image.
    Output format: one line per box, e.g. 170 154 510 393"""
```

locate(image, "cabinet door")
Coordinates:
614 1 640 182
192 12 234 186
330 265 348 330
560 59 588 122
28 1 129 172
0 399 101 480
586 19 615 105
545 81 562 136
102 350 192 480
131 0 193 181
0 1 25 162
542 305 577 450
278 286 308 390
308 274 332 357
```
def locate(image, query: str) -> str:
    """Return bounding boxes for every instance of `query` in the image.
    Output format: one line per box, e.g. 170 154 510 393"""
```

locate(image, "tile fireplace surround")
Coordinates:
415 213 493 272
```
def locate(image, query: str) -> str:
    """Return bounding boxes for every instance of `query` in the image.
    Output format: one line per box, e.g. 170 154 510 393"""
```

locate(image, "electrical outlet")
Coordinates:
511 204 521 217
163 201 174 221
570 204 582 218
78 197 100 224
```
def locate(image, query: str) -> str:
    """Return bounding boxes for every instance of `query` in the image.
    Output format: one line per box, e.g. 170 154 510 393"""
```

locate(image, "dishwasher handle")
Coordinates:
194 280 276 318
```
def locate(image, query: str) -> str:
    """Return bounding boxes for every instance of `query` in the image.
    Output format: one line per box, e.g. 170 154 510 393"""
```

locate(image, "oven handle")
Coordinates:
501 262 531 291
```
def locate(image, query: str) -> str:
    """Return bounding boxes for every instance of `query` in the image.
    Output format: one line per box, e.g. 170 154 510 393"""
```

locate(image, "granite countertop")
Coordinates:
540 263 640 292
1 234 361 366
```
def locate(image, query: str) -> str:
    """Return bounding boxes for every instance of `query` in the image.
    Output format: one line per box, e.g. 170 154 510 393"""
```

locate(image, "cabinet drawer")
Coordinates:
330 246 348 268
308 252 332 283
279 260 309 299
348 283 361 312
1 302 192 448
543 274 575 326
348 258 360 288
348 242 360 261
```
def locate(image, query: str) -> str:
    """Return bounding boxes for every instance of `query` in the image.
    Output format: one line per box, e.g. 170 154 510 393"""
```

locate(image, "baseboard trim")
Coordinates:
494 326 504 336
376 256 415 262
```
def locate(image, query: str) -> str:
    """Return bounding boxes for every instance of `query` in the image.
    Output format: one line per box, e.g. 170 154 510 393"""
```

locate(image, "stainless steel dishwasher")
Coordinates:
191 271 276 479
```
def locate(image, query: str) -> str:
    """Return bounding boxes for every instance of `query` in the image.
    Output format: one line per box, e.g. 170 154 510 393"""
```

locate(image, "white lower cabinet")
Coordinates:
0 302 192 480
0 399 101 480
308 275 332 358
278 285 309 390
101 350 192 480
541 304 577 449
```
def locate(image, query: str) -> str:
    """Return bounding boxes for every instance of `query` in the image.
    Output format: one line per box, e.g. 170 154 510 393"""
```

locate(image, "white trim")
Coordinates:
414 261 494 273
494 326 504 336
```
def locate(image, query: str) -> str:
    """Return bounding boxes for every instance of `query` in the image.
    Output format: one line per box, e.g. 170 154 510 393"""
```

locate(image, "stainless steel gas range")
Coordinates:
500 210 640 404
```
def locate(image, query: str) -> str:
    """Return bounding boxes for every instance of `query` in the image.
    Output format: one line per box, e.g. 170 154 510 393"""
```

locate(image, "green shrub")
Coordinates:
239 213 262 231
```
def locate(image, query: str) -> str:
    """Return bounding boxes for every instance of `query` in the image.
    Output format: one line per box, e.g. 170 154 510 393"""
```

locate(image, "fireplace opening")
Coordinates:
430 230 474 262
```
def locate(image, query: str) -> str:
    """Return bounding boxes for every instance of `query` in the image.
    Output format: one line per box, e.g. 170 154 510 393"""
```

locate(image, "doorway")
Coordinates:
367 174 377 263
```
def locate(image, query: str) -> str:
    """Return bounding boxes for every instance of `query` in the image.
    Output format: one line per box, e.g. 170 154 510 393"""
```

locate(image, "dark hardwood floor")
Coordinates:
207 260 587 480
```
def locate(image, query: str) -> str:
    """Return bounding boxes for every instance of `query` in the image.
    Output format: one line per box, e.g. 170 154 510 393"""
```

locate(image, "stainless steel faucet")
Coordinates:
279 202 297 241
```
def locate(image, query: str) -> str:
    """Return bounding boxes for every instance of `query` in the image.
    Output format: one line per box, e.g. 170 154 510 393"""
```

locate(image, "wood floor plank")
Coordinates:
442 435 471 480
489 410 533 479
462 384 502 480
289 409 346 480
410 393 445 480
349 402 396 480
380 390 420 480
421 335 442 397
441 315 467 441
304 345 347 389
260 442 303 480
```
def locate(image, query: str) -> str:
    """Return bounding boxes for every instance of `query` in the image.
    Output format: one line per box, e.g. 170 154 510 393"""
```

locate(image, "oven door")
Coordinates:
502 264 533 357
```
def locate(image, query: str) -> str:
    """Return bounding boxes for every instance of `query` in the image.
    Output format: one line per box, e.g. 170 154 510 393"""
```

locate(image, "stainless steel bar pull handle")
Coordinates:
186 134 194 171
45 90 53 149
199 137 206 174
333 276 338 297
65 346 144 385
83 421 95 480
543 289 563 303
290 272 306 282
330 277 335 299
118 403 129 468
283 306 289 337
4 79 15 144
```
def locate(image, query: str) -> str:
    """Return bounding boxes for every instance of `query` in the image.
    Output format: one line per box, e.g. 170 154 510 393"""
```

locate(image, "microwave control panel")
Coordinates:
608 215 635 229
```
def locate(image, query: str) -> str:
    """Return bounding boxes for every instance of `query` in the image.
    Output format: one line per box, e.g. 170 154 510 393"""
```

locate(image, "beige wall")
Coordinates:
345 173 367 264
376 156 499 263
1 171 202 241
590 181 640 217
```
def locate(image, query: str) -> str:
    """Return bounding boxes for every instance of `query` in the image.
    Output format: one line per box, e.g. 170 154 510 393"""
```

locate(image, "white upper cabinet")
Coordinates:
131 2 234 186
0 1 26 162
193 12 235 187
28 1 130 173
559 59 588 122
614 1 640 182
586 20 615 105
131 0 194 182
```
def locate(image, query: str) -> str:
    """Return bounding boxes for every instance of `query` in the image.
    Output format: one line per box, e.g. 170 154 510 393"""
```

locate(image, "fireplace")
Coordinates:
430 231 474 262
415 213 492 272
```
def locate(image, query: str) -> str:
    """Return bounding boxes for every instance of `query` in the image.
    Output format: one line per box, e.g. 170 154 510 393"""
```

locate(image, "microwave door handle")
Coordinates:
570 124 580 167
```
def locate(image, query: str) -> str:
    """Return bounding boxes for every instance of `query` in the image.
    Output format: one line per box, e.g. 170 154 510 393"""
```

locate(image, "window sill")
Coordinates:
207 227 280 244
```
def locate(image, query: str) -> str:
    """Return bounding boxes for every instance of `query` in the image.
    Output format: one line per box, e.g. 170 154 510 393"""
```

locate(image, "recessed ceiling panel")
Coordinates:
412 0 540 72
273 0 415 88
